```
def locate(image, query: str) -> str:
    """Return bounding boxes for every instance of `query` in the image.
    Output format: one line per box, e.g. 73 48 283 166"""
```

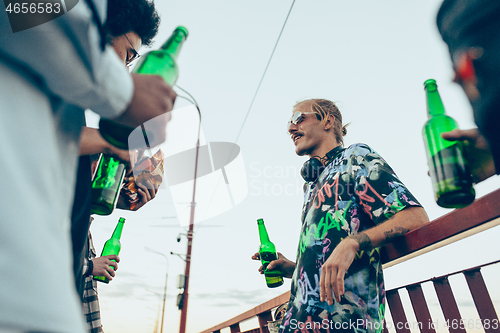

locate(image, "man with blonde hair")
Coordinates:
254 99 428 332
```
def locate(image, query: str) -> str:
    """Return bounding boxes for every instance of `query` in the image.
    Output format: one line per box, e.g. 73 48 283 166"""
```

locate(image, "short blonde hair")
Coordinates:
294 98 348 146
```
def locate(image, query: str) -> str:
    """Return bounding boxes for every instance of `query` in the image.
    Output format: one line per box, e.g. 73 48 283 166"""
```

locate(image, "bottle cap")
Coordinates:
424 79 437 91
174 26 189 39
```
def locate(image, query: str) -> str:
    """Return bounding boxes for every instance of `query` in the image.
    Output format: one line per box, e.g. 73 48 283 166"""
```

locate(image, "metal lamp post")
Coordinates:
145 247 169 333
146 290 162 333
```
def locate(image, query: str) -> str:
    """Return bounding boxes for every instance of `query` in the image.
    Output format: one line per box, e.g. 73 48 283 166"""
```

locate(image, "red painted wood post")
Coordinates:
230 323 241 333
463 268 499 333
386 289 411 333
257 310 273 333
432 276 466 333
406 284 436 333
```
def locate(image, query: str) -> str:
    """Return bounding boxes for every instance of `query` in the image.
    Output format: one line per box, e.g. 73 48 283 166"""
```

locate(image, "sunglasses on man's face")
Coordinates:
124 34 141 67
287 111 317 130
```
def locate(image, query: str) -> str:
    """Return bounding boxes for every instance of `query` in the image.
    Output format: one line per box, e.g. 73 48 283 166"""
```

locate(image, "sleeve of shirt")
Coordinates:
350 143 422 225
83 258 89 276
0 0 133 118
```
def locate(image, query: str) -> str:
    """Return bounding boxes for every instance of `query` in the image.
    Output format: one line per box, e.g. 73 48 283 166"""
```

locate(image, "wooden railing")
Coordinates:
385 259 499 333
200 188 500 333
200 292 291 333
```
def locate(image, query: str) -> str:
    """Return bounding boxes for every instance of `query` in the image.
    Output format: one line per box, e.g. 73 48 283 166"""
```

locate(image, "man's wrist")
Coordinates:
348 233 372 252
84 259 94 277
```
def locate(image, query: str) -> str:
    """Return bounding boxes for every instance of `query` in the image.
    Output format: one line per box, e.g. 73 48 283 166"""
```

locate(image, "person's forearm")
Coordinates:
79 127 109 156
0 2 132 118
348 206 429 251
79 127 134 164
282 260 296 279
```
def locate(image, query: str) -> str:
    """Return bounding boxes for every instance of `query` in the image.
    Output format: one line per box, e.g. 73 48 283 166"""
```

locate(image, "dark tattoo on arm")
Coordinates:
350 227 411 252
383 227 410 241
350 233 372 252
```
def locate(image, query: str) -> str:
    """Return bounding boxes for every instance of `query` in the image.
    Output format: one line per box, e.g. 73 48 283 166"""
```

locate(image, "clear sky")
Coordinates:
87 1 500 332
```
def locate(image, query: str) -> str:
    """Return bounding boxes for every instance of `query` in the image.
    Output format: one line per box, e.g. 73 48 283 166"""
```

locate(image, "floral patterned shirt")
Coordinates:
280 143 421 333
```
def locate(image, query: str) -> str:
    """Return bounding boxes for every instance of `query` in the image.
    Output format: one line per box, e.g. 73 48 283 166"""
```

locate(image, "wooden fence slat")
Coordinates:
257 310 272 333
463 268 500 333
386 289 411 333
230 323 241 333
406 284 435 333
432 276 466 333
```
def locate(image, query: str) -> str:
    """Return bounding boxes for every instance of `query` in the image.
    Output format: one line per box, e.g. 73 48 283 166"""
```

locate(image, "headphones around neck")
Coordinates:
300 146 344 182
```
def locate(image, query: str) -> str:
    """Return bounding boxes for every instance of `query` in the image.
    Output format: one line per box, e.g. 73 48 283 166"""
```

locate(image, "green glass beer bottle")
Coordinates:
257 218 284 288
94 217 126 284
91 154 127 215
98 26 189 150
422 79 475 208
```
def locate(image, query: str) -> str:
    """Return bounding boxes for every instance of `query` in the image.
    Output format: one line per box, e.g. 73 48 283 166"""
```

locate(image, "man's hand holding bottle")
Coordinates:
442 128 496 183
251 252 296 279
91 255 120 282
105 74 177 149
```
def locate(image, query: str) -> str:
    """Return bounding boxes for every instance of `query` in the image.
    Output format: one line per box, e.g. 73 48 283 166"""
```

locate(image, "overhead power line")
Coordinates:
233 0 296 144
